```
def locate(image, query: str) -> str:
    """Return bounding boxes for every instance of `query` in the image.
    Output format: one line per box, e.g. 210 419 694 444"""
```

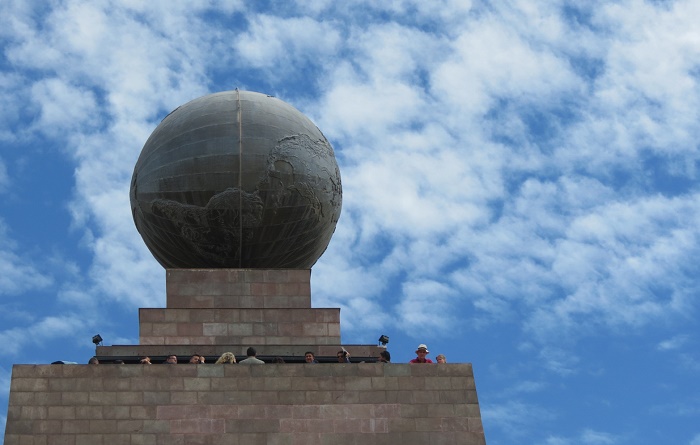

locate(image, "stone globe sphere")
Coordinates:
130 90 342 269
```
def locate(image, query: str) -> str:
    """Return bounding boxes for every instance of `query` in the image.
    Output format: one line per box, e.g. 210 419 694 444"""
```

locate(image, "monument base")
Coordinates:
4 269 486 444
5 362 485 444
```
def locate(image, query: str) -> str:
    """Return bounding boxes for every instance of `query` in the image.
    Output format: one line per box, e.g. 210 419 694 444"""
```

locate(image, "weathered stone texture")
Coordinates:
5 364 485 445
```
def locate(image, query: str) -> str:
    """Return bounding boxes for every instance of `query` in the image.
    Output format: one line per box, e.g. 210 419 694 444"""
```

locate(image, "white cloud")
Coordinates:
6 2 213 120
433 20 580 116
234 14 341 71
481 400 555 439
0 220 53 296
544 437 571 445
30 78 99 138
297 1 700 355
0 72 29 142
559 1 700 176
316 64 432 143
507 380 548 395
0 314 85 355
396 279 460 335
537 346 580 376
0 249 52 295
529 195 698 338
580 428 618 444
658 334 689 351
545 429 620 445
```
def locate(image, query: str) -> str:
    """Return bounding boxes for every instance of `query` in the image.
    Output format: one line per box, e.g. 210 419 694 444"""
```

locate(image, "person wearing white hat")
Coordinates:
409 344 433 363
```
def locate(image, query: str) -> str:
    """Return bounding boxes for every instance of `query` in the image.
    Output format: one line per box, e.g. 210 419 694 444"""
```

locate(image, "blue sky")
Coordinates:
1 1 699 444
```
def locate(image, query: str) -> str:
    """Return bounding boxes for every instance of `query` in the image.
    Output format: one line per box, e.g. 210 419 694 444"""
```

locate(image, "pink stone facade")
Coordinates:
5 363 485 445
165 269 311 309
4 269 487 444
138 308 341 346
89 269 377 360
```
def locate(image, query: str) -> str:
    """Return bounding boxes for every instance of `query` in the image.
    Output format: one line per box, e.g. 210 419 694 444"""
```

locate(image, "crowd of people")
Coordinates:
87 343 447 365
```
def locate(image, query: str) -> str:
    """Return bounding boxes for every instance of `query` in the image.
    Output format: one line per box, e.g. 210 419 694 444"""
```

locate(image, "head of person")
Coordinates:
378 350 391 363
305 352 315 363
215 352 236 364
139 356 151 364
88 357 99 365
189 354 201 364
337 350 348 363
415 344 429 359
246 347 256 357
165 354 177 364
436 354 447 363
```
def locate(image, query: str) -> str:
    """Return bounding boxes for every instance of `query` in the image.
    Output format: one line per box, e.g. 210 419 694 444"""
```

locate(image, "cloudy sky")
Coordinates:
1 0 699 443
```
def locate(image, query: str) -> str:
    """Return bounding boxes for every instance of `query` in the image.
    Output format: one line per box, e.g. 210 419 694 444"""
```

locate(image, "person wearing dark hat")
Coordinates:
409 344 433 363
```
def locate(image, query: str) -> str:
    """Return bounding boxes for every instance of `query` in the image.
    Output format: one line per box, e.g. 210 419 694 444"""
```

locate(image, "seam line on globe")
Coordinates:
236 88 243 268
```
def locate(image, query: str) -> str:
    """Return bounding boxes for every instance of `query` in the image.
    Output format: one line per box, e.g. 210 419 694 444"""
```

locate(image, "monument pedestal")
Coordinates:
4 269 487 444
97 269 381 362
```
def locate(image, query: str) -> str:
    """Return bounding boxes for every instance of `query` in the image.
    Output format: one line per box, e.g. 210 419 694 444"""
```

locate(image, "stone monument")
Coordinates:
4 91 486 444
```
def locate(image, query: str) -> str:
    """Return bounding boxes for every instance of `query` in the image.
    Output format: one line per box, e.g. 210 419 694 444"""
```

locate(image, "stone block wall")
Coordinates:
5 363 485 445
139 308 341 346
5 268 487 443
165 269 311 309
92 269 356 361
